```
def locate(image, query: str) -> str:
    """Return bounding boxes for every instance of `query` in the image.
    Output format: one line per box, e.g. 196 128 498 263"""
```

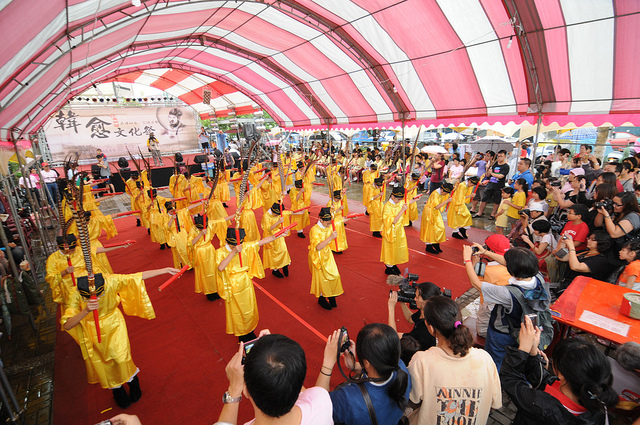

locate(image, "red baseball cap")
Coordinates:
485 234 510 255
41 162 49 167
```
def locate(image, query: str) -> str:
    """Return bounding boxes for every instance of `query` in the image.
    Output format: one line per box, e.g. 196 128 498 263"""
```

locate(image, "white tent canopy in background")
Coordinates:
1 1 639 142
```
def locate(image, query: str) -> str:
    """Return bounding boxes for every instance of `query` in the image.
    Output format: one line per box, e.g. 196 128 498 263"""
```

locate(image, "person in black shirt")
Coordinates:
387 281 442 351
475 150 510 219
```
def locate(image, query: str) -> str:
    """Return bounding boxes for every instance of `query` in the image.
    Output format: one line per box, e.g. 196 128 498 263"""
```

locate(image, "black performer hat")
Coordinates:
442 182 454 193
370 163 378 170
130 171 139 179
468 176 480 185
319 207 332 221
294 179 303 188
164 201 175 211
332 190 341 199
77 274 105 300
411 172 420 181
84 211 92 220
271 202 282 215
391 186 405 197
148 188 157 197
194 214 204 229
56 234 77 250
374 176 384 186
296 160 304 168
226 228 246 245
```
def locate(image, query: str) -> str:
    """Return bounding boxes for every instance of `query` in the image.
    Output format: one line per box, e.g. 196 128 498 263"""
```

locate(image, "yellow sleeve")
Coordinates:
309 226 326 270
244 241 265 280
381 202 397 241
113 272 156 320
45 253 64 305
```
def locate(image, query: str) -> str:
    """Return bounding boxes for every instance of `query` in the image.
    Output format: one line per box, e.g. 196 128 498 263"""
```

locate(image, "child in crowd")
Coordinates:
494 186 513 235
618 240 640 291
521 220 557 271
505 178 528 230
526 185 548 215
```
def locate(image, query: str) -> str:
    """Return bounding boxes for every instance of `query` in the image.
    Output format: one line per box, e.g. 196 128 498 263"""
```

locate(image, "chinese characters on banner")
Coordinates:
43 106 199 162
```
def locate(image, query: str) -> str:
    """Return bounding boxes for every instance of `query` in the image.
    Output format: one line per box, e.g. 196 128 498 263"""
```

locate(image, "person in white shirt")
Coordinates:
19 168 41 204
40 162 59 205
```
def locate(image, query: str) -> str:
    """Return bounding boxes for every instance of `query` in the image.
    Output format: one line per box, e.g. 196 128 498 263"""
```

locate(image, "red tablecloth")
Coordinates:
551 276 640 344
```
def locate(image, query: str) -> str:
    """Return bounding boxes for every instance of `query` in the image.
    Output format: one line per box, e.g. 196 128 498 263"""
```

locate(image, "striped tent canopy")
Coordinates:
104 69 260 118
1 0 639 141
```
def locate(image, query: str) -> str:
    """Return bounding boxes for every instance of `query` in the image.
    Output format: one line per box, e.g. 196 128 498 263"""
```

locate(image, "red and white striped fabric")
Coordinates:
0 0 639 141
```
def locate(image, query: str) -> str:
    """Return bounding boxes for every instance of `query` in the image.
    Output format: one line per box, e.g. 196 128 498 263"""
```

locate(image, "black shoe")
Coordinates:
206 293 221 301
128 376 142 403
408 221 412 226
147 228 150 235
365 211 369 216
434 243 442 253
425 245 438 254
272 269 284 278
460 228 468 239
223 203 229 208
392 265 401 275
385 266 395 275
372 231 382 238
452 232 464 239
239 331 257 343
334 251 343 255
136 219 141 227
112 386 131 409
328 297 337 308
318 297 332 310
297 232 306 238
344 222 347 227
283 265 289 277
160 243 166 250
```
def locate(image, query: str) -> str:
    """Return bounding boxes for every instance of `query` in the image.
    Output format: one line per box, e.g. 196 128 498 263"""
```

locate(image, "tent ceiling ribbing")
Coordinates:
0 0 639 141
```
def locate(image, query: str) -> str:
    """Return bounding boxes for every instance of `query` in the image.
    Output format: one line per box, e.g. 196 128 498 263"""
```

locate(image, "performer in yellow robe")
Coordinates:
309 207 343 310
203 179 233 244
237 185 262 242
260 173 279 215
261 203 292 278
362 163 379 212
124 171 142 227
381 186 417 275
405 173 421 224
214 169 231 207
185 174 205 214
46 235 87 309
62 267 178 408
288 179 311 237
169 173 189 209
448 176 478 240
327 190 348 253
420 182 453 254
164 202 195 269
215 228 281 341
369 176 386 237
190 215 221 300
147 189 170 249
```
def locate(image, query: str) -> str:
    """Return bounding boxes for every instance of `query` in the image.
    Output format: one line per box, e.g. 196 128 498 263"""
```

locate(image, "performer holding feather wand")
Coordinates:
60 167 179 409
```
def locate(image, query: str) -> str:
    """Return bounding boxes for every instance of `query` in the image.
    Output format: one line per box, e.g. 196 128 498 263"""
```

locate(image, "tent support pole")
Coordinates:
530 113 542 170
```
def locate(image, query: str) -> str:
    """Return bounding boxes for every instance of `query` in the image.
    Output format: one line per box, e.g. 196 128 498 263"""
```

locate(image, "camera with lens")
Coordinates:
594 198 614 214
550 181 562 187
519 209 530 217
388 271 451 310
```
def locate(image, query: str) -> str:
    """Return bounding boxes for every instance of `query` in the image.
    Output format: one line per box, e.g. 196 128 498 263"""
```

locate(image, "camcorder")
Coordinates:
387 271 451 310
594 198 614 214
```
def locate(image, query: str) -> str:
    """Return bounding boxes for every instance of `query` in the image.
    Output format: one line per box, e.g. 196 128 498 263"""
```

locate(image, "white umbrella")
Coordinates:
469 136 514 153
442 132 464 141
420 145 447 154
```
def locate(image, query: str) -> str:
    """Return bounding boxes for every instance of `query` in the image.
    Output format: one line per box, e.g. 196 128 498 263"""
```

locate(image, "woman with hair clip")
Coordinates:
407 296 501 425
594 191 640 248
501 316 618 425
316 323 411 425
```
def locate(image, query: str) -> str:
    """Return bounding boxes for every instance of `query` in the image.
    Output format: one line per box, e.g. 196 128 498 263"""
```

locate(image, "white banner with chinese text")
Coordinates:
42 106 199 162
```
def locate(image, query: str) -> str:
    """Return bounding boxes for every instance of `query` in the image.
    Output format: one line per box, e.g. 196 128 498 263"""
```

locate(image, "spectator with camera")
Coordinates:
585 183 618 231
96 149 115 194
214 331 333 425
387 281 442 351
407 296 502 425
501 316 618 425
521 220 556 265
594 191 640 249
316 323 411 425
558 231 616 292
463 246 552 370
552 170 587 210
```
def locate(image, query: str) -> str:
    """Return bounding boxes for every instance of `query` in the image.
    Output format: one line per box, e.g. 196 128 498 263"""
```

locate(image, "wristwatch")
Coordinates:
222 391 242 404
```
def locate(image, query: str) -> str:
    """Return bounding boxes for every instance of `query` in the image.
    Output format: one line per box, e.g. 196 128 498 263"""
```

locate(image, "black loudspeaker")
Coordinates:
90 164 101 177
117 157 129 168
242 123 259 140
175 153 183 162
194 154 208 164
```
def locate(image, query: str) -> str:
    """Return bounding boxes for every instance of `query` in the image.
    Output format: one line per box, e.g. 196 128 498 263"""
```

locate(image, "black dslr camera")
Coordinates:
519 209 531 217
389 271 451 310
594 198 614 214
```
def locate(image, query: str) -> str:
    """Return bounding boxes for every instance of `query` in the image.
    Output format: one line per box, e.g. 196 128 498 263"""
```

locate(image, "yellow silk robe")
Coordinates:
186 175 205 214
308 222 343 297
191 222 218 295
405 180 419 222
288 186 311 231
214 170 231 203
420 189 449 244
260 180 279 214
327 199 348 252
124 178 141 217
261 210 291 270
46 249 87 308
238 194 260 242
88 218 113 274
165 209 193 269
169 174 189 209
369 185 386 232
447 184 473 229
215 242 264 336
362 169 379 209
148 196 169 244
61 272 155 389
380 199 409 266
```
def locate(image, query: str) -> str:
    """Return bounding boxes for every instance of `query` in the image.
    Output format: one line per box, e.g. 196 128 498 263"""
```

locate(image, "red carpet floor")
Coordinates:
52 193 492 425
